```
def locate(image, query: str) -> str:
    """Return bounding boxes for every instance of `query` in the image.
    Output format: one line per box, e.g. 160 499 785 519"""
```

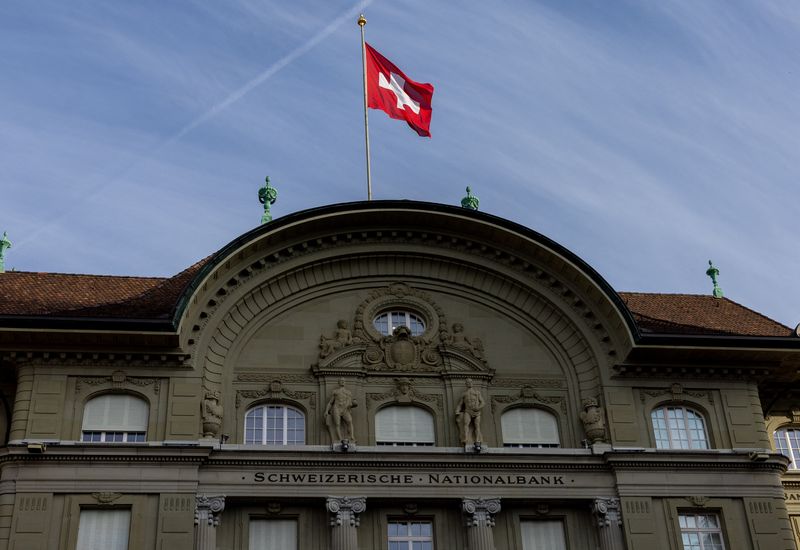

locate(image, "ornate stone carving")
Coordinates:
591 497 622 528
490 378 564 389
456 378 485 445
236 373 315 383
91 492 122 504
314 283 492 376
325 378 357 443
445 323 485 362
462 497 501 527
580 397 608 444
195 495 225 527
202 390 223 439
235 383 316 409
365 378 443 412
320 320 354 358
490 386 565 414
326 496 366 527
639 385 714 405
75 375 161 394
686 496 709 507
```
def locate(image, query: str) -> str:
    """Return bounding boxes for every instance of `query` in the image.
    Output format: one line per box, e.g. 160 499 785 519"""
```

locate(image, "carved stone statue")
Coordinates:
202 391 223 438
325 378 357 443
447 323 486 361
455 378 485 445
320 320 353 358
580 397 607 444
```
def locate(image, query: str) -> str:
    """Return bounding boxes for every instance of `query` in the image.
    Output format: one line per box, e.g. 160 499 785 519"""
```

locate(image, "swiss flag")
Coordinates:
365 43 434 137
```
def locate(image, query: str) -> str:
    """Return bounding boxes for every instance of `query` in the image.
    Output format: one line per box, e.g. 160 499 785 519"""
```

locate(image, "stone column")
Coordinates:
591 497 626 550
194 495 225 550
327 496 366 550
463 497 501 550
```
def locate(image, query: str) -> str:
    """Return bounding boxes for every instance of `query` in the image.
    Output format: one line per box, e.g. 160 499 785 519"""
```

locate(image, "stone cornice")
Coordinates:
0 445 786 474
0 350 190 368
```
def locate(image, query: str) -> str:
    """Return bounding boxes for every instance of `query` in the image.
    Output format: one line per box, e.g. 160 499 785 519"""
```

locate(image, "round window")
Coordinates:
373 311 426 336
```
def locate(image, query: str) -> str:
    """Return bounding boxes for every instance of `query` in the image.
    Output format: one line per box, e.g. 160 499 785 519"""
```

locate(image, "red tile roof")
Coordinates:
0 265 791 337
619 292 791 337
0 259 207 320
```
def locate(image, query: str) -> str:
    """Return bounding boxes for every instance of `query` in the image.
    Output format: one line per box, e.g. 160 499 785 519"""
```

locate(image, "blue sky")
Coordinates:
2 1 798 327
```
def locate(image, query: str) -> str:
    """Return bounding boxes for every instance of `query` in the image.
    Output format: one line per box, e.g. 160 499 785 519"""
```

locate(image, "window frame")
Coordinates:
374 405 436 447
519 518 568 550
81 393 149 444
678 512 727 550
373 310 426 336
248 517 299 550
774 427 800 469
387 518 434 550
500 406 561 449
76 508 132 550
244 404 306 446
651 404 710 450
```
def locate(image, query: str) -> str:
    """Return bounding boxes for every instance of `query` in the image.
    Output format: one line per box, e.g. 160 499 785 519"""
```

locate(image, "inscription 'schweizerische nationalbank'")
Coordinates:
253 472 569 486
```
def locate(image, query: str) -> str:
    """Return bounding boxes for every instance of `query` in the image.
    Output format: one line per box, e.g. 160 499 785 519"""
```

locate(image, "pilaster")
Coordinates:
327 496 366 550
194 495 225 550
463 497 501 550
592 497 626 550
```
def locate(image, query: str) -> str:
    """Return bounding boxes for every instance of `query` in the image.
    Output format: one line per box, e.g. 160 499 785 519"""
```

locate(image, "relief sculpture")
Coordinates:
319 320 353 358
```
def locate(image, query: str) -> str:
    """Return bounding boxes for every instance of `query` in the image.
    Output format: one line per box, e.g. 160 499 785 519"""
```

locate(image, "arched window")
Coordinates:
774 427 800 469
651 405 709 449
375 406 435 446
245 405 305 445
501 408 560 448
81 394 148 442
373 311 425 336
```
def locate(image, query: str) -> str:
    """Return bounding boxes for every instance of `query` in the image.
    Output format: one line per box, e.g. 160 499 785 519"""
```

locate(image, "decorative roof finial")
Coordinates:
706 260 723 298
0 231 10 273
461 186 479 211
258 176 278 224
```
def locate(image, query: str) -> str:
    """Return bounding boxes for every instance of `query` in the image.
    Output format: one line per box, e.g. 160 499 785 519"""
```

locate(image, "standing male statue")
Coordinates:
325 378 357 443
455 378 485 445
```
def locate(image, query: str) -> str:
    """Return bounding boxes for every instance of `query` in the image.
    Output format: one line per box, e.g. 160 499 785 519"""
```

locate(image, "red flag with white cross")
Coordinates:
365 43 434 137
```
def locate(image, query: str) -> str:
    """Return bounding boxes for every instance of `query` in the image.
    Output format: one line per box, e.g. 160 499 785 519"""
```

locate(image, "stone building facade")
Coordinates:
0 200 798 550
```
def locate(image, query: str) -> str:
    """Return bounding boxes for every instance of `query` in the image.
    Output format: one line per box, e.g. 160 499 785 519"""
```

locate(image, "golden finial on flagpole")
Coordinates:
358 14 367 27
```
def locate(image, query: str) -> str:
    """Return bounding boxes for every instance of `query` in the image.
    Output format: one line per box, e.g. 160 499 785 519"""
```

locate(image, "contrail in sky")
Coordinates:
17 0 373 248
164 0 374 148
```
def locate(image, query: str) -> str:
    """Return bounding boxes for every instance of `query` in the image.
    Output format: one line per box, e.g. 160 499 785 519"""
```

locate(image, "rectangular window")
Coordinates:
388 520 433 550
76 509 131 550
520 520 566 550
679 513 725 550
249 519 297 550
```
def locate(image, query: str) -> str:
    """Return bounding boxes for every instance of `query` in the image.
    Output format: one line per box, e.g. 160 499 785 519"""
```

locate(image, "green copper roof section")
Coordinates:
258 176 278 224
461 186 479 210
706 260 723 298
0 231 11 273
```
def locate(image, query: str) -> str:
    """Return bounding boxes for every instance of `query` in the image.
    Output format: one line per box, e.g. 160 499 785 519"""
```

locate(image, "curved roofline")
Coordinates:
171 200 641 338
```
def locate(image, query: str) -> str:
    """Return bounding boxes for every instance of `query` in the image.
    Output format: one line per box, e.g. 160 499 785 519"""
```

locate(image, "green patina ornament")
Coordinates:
706 260 723 299
461 186 479 211
0 231 10 273
258 176 278 224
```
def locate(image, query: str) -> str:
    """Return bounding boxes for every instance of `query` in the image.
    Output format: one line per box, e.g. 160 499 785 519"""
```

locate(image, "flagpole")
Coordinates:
358 14 372 200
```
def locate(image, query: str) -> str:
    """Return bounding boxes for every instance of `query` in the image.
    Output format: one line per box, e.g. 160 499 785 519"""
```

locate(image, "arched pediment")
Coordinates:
177 201 637 404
